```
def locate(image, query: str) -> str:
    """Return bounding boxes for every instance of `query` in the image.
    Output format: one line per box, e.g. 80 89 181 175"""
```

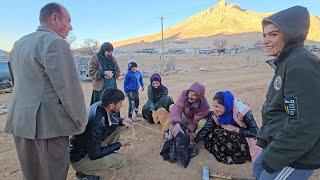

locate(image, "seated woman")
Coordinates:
142 73 174 123
194 91 260 165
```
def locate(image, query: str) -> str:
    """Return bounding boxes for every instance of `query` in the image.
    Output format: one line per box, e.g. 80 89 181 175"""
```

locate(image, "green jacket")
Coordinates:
257 6 320 172
145 84 169 111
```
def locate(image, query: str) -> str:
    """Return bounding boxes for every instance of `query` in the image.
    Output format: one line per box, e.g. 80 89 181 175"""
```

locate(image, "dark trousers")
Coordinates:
14 136 69 180
127 91 139 118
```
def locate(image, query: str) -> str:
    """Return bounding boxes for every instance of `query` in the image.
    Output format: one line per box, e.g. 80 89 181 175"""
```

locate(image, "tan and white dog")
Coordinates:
153 108 170 132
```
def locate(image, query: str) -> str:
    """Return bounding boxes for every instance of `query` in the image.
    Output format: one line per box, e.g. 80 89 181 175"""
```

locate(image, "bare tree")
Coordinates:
66 35 77 50
153 56 176 74
81 38 99 55
213 39 228 54
254 40 263 50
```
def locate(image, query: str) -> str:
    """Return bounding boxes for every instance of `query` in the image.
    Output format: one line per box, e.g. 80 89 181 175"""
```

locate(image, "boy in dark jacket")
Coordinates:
69 88 133 179
253 6 320 180
124 61 144 119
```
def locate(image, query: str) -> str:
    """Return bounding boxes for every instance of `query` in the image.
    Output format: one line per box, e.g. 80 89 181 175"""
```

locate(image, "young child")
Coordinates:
124 61 144 119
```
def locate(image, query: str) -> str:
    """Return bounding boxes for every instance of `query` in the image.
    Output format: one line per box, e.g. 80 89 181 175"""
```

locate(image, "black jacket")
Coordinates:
257 6 320 172
194 111 258 143
69 102 123 163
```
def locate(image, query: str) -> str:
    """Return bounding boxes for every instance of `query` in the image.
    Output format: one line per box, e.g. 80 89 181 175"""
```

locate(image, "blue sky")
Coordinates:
1 0 319 51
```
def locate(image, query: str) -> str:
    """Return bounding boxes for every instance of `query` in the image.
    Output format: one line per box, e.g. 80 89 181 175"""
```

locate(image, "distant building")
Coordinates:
311 45 320 52
168 49 185 55
134 48 158 55
197 49 210 56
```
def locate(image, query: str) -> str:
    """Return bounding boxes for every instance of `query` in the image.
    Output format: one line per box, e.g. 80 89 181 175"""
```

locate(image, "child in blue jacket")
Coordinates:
124 61 144 118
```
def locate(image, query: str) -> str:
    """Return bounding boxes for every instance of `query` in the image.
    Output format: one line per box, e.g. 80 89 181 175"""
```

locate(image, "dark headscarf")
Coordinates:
150 73 164 94
96 42 116 72
128 61 138 70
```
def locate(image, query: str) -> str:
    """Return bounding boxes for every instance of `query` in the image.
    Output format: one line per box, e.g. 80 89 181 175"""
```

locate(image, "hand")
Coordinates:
120 138 133 146
221 124 240 133
188 132 196 141
172 124 183 137
190 140 196 147
104 71 114 78
212 113 218 122
122 118 134 127
118 76 123 80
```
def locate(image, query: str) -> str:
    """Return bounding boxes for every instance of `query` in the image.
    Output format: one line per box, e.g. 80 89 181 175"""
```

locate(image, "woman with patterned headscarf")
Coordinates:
88 42 120 105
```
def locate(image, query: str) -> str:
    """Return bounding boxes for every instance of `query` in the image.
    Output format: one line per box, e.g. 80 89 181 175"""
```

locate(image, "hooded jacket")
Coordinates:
169 82 210 132
124 69 144 93
256 6 320 172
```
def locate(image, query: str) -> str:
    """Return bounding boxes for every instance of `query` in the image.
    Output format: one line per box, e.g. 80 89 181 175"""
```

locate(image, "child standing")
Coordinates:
124 61 144 119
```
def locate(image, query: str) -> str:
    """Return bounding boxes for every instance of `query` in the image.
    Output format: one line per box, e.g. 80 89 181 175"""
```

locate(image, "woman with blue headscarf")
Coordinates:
89 42 120 105
193 91 260 165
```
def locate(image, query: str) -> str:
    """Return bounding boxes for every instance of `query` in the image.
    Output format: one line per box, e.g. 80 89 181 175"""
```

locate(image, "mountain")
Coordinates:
113 0 320 48
0 49 9 57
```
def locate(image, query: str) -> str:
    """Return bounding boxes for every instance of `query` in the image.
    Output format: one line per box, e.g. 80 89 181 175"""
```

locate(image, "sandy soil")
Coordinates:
1 51 319 179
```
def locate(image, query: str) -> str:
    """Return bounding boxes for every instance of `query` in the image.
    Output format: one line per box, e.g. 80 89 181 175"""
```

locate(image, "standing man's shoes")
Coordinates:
75 172 101 180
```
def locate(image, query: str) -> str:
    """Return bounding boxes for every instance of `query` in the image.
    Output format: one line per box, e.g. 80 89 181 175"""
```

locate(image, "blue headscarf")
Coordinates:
216 91 235 125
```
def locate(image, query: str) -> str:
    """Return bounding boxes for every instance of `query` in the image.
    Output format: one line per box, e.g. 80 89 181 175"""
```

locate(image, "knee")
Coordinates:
107 154 127 170
196 119 207 133
198 119 207 127
252 157 263 179
117 156 127 168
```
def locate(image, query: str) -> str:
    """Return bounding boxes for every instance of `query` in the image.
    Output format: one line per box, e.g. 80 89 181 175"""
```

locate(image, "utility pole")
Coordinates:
158 16 165 59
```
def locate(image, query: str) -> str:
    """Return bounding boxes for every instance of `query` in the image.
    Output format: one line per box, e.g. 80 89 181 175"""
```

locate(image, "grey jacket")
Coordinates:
5 25 88 139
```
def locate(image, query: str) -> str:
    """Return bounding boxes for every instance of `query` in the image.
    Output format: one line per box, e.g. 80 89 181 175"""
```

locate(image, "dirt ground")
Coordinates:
1 52 320 179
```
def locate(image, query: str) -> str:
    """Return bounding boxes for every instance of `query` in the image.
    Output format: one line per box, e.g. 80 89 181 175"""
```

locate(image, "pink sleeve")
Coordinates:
187 108 210 132
187 98 210 132
169 95 184 124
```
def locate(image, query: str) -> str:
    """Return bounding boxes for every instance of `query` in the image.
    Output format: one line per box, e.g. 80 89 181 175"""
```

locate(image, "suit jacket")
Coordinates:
5 25 88 139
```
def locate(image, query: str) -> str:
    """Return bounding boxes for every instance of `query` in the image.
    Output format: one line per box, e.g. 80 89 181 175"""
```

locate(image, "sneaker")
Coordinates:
132 116 142 122
75 172 101 180
135 112 143 117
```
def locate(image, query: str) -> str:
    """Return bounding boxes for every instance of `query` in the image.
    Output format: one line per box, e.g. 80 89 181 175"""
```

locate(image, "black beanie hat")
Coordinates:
128 61 138 69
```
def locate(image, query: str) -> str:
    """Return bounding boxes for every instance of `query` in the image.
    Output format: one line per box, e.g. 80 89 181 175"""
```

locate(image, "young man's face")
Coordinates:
104 51 113 57
131 67 137 72
263 23 285 56
109 101 123 113
152 81 161 88
188 90 199 103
